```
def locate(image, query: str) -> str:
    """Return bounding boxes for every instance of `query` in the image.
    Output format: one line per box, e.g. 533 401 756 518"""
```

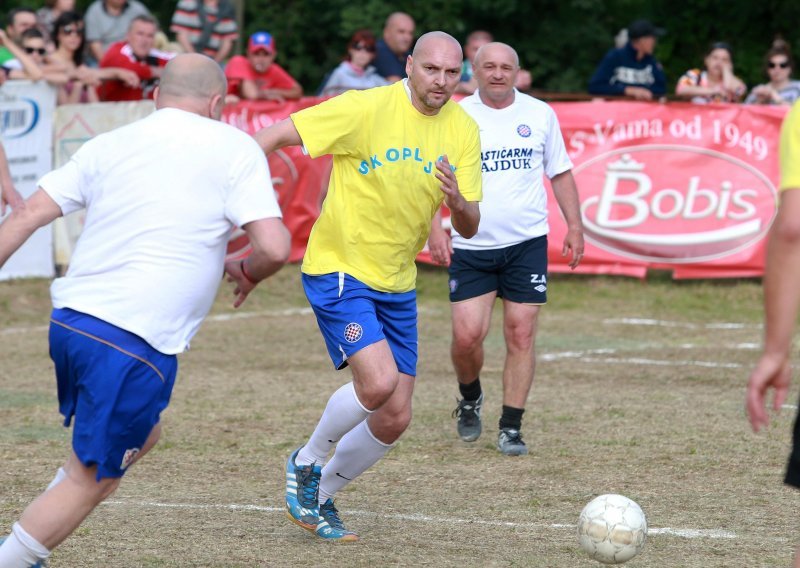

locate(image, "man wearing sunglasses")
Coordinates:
0 8 37 65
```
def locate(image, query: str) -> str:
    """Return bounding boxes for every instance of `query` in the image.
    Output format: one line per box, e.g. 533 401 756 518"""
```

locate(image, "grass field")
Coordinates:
1 264 798 567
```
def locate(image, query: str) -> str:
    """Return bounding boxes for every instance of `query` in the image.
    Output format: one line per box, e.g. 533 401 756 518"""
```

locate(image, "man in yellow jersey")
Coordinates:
255 30 481 541
747 101 800 568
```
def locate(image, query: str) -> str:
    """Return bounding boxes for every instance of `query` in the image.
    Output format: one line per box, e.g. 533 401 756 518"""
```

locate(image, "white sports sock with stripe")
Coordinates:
318 420 392 503
296 382 371 466
0 522 50 567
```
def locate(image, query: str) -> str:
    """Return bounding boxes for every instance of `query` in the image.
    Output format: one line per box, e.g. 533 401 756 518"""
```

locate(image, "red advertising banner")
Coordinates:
223 99 788 278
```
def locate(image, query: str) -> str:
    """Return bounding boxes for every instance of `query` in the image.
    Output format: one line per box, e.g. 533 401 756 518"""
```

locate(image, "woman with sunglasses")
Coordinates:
745 40 800 105
676 41 746 104
50 11 139 104
320 30 389 97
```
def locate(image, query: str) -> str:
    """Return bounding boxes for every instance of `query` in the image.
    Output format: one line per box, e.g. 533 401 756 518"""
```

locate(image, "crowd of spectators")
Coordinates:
0 6 799 109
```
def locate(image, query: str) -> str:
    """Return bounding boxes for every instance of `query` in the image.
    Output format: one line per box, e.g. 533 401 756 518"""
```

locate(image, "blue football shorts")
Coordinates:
302 272 418 377
448 235 549 304
49 308 178 480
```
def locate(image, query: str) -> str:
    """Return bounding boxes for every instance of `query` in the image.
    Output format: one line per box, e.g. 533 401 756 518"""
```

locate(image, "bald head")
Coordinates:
474 42 519 69
156 54 227 117
383 12 415 54
411 31 462 59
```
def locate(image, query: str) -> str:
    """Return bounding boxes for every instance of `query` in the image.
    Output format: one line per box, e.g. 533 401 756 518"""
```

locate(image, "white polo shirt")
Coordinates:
453 90 572 250
40 107 282 354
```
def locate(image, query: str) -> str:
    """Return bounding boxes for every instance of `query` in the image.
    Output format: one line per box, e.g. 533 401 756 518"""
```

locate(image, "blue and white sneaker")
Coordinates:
0 536 47 567
315 499 359 542
285 446 322 530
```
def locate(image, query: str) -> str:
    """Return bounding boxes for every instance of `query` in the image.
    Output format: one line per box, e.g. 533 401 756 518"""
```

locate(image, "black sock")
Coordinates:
499 405 525 431
458 377 482 401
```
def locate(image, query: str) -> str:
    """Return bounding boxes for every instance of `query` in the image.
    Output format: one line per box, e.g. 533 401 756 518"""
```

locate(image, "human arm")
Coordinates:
253 118 304 154
214 37 234 63
223 217 291 308
587 51 626 96
436 155 479 238
746 189 800 431
0 188 62 266
550 170 585 269
428 208 453 266
174 31 196 54
0 141 23 215
0 30 43 82
95 66 141 88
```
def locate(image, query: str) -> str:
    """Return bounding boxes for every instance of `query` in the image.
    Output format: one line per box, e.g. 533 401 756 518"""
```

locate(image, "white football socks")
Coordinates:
319 420 392 503
46 467 67 491
0 523 50 568
296 382 371 466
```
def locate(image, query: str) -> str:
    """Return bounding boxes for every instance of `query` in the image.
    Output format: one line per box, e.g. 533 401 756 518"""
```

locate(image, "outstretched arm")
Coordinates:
550 170 585 269
747 189 800 431
253 119 304 155
0 189 63 267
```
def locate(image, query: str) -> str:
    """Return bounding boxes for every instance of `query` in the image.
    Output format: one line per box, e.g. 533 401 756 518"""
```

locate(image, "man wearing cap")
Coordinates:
224 31 302 102
588 19 667 101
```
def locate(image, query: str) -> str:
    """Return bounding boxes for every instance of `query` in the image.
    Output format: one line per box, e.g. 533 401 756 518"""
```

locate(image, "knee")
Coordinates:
371 407 412 443
505 323 536 353
356 372 399 410
452 326 484 353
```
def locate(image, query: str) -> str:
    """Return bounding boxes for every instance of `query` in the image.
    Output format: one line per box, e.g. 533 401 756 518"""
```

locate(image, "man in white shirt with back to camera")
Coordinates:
429 42 585 456
0 53 290 567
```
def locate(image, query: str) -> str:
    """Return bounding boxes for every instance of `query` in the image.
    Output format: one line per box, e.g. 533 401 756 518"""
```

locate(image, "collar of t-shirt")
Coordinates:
402 78 412 102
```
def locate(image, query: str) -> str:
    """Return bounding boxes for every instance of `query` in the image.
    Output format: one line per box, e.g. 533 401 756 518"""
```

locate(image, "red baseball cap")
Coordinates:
248 31 275 54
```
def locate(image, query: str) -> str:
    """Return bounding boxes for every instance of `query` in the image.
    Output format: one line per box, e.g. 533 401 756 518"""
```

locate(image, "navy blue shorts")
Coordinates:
302 272 418 377
448 236 549 304
49 308 178 480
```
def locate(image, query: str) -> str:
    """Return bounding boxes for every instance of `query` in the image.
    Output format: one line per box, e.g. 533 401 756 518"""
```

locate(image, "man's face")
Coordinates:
384 15 414 55
248 49 275 73
127 21 156 59
22 36 47 65
406 37 462 115
633 36 656 56
8 12 37 43
473 44 518 104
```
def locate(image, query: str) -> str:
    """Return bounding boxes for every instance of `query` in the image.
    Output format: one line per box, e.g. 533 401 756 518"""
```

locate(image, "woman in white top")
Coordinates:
745 40 800 105
320 29 389 96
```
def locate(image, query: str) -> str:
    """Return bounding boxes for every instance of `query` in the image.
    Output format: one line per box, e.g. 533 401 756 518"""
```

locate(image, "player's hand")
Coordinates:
1 181 24 216
746 352 792 432
563 226 585 269
224 258 258 308
428 224 452 266
435 155 464 211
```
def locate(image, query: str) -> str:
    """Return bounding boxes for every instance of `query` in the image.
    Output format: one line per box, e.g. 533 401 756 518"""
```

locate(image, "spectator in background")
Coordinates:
373 11 414 82
49 11 139 105
170 0 237 64
0 28 44 82
588 19 666 101
99 15 175 101
745 40 800 106
676 42 746 104
224 31 302 102
84 0 151 64
1 8 38 65
37 0 76 45
320 30 388 97
456 30 532 95
14 28 70 85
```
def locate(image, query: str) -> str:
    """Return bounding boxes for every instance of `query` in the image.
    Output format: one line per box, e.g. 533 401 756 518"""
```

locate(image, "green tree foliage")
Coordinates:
19 0 800 96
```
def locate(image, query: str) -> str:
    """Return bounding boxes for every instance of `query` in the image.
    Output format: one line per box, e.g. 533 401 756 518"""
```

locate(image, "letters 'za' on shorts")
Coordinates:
301 272 418 377
49 308 178 480
786 390 800 489
448 235 549 304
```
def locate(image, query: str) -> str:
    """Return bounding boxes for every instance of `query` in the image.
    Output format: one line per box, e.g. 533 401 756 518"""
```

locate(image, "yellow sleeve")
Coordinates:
780 101 800 191
290 90 367 159
455 116 483 202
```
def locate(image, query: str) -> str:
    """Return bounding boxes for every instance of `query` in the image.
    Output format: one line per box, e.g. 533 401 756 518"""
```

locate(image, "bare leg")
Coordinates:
450 291 496 384
500 301 540 409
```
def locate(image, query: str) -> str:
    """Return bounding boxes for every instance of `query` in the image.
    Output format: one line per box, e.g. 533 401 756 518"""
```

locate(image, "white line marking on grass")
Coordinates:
103 500 736 540
539 350 742 369
604 318 760 330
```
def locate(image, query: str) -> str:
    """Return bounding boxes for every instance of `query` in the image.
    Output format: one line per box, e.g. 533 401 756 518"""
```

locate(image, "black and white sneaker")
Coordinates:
452 393 483 442
497 428 528 456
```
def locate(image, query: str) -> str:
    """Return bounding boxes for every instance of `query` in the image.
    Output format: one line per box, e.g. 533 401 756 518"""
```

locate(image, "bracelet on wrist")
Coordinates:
240 259 259 285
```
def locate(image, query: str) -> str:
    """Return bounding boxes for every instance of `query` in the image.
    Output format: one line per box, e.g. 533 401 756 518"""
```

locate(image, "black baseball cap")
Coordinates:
628 19 665 40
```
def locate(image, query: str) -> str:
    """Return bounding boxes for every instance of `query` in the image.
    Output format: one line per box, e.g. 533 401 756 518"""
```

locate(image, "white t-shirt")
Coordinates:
40 107 282 354
453 90 572 250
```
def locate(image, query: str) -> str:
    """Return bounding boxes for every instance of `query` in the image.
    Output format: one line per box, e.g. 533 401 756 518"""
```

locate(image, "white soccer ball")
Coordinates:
577 494 647 564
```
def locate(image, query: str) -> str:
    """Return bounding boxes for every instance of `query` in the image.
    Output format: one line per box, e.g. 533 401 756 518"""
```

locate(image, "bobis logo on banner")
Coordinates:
574 145 777 263
0 97 40 138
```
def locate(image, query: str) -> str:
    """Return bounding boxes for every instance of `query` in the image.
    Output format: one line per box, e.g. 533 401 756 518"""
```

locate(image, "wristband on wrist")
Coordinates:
240 259 259 284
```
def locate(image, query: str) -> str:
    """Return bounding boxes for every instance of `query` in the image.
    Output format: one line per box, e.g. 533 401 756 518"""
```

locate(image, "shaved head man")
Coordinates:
0 53 290 565
430 41 584 455
373 11 416 82
254 30 482 542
